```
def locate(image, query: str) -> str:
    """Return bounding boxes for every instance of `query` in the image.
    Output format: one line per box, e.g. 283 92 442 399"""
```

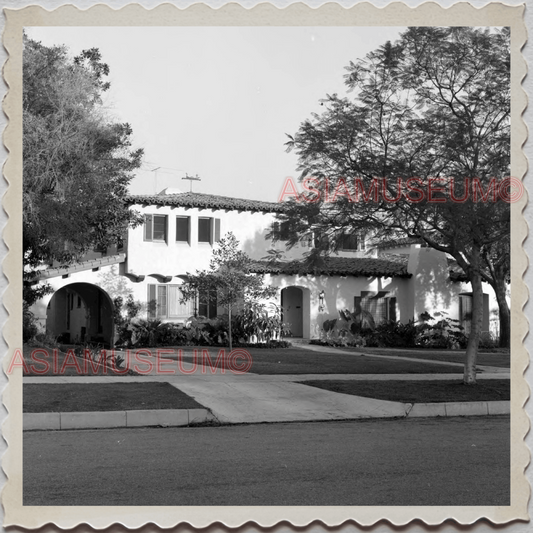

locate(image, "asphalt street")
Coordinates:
23 416 510 506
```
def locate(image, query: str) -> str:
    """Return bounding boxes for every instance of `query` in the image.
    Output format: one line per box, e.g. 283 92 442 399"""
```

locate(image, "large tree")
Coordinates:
281 27 510 383
180 233 277 351
23 36 143 305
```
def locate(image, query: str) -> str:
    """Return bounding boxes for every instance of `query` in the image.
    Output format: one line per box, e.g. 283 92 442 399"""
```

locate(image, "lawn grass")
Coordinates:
330 346 510 368
23 382 205 413
299 379 510 403
149 347 465 374
22 346 136 377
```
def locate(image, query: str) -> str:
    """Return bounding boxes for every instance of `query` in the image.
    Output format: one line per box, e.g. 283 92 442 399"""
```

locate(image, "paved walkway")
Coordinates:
24 349 510 424
291 343 509 374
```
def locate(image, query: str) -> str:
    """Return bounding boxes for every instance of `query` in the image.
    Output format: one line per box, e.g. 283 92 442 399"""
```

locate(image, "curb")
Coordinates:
23 408 214 431
22 400 509 430
404 400 509 418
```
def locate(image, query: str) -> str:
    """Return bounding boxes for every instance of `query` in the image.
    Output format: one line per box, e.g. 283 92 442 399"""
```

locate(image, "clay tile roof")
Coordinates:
251 256 411 278
374 237 425 249
125 192 286 214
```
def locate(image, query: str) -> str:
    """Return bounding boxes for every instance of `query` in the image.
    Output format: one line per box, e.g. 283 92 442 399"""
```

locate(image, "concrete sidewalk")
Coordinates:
24 355 510 427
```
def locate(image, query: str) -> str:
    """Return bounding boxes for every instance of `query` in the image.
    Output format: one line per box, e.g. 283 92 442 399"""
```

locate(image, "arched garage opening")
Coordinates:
46 283 114 347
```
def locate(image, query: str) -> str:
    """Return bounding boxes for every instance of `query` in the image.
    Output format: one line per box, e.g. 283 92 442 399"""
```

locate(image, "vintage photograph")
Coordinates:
2 2 528 529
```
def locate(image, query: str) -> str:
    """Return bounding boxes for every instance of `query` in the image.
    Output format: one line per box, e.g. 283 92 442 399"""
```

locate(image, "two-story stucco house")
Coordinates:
29 189 501 347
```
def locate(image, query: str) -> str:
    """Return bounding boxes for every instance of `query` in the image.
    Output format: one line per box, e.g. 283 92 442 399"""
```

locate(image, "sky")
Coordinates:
25 26 405 202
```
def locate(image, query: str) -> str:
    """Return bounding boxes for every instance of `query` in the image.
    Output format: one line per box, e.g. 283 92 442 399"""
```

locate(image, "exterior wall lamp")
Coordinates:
318 290 325 312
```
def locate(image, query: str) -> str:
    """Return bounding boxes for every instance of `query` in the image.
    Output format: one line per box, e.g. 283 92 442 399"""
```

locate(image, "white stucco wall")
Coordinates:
30 203 502 344
408 246 500 337
125 204 311 278
263 273 410 339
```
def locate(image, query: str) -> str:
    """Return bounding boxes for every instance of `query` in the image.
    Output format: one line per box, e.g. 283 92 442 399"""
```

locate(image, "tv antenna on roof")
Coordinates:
182 173 201 192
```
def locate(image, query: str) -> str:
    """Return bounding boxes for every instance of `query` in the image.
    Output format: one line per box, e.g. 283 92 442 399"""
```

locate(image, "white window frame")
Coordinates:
147 284 194 319
144 214 168 243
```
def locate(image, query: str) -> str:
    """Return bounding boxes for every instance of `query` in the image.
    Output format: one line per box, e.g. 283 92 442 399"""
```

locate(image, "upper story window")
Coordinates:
271 221 291 241
299 234 313 248
93 243 107 253
144 214 167 242
341 232 365 251
176 216 190 243
198 217 221 244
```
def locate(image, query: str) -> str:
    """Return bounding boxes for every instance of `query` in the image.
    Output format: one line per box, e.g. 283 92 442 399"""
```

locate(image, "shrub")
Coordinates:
232 302 290 344
414 312 467 349
310 336 366 348
317 310 468 350
118 306 292 349
479 331 499 350
23 304 38 343
364 320 419 348
114 295 143 347
27 332 60 349
232 339 291 349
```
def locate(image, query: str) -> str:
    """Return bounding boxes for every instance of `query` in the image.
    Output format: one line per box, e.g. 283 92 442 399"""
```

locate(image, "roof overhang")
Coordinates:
32 253 126 282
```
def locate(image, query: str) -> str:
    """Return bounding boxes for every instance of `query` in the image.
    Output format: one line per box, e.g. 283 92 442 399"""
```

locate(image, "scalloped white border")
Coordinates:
1 2 529 529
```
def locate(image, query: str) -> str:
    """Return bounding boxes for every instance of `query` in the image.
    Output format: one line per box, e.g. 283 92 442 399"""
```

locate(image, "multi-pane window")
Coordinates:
354 291 396 324
271 221 291 241
144 214 168 242
147 285 194 319
176 216 190 243
198 288 217 319
198 217 221 244
341 232 365 251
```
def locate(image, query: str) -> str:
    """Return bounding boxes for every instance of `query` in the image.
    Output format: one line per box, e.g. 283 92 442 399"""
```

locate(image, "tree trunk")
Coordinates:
493 283 510 348
228 306 233 353
464 269 483 385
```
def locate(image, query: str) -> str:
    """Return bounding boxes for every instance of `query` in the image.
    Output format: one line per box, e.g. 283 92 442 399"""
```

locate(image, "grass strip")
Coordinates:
299 379 510 403
23 382 205 413
161 347 464 374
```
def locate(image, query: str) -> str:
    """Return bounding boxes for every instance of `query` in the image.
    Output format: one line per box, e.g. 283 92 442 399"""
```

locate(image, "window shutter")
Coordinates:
209 290 218 319
144 215 153 241
147 285 156 318
198 289 208 317
272 222 280 239
168 285 178 317
209 218 214 245
354 296 362 314
214 218 221 242
157 285 167 318
388 297 397 322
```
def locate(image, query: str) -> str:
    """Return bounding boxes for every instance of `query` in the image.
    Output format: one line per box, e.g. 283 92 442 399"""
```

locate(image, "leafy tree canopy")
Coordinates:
23 35 144 304
280 27 511 381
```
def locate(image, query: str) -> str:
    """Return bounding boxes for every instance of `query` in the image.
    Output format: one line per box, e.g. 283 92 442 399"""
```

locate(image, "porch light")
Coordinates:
318 290 325 312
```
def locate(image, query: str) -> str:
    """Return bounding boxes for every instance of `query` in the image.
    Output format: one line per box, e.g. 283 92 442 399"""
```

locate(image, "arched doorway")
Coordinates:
46 283 114 347
281 286 304 337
